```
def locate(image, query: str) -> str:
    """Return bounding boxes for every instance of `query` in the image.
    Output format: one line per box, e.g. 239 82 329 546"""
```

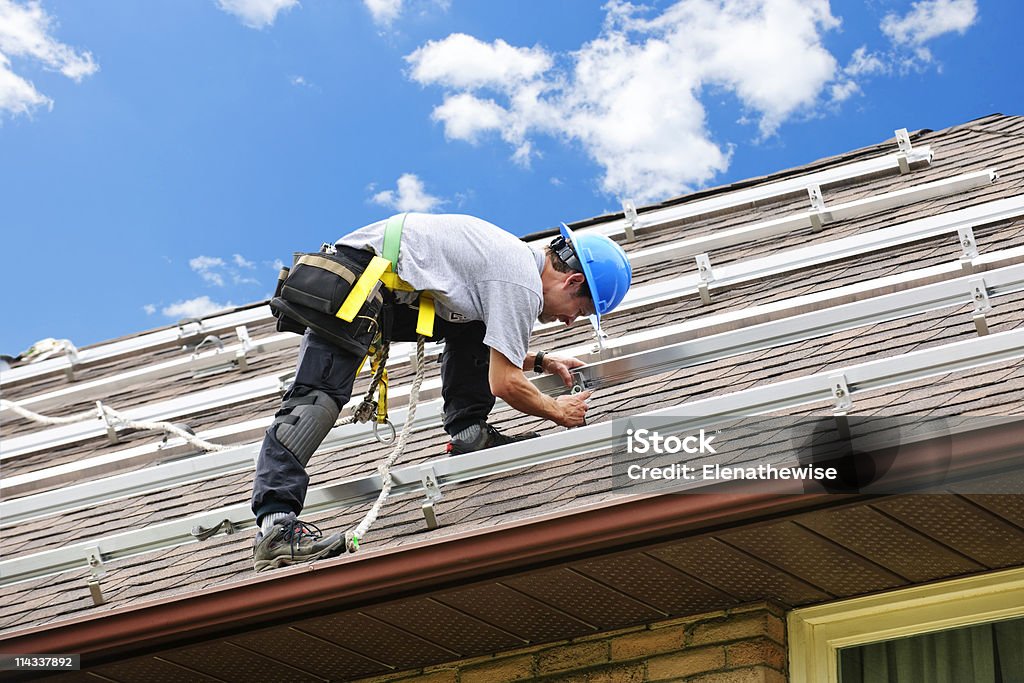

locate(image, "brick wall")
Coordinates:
352 602 787 683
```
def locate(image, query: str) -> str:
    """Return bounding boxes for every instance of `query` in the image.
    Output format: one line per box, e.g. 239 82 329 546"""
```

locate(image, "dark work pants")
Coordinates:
251 248 495 522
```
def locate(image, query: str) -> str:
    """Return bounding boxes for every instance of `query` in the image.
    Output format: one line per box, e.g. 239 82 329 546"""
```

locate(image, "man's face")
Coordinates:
539 272 595 326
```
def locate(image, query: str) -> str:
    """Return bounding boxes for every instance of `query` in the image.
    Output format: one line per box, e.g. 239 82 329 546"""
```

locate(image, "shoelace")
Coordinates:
485 423 535 446
280 518 323 558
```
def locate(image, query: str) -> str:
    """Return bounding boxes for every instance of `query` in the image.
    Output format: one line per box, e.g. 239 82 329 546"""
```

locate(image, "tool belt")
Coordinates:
269 213 435 357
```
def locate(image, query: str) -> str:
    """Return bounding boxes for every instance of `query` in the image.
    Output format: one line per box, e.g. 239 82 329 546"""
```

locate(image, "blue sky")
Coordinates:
0 0 1017 355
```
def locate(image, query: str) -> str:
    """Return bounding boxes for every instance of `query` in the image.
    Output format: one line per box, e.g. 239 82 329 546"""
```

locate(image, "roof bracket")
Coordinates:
830 373 853 440
84 545 107 605
63 344 80 382
830 373 853 412
807 185 826 232
895 128 913 174
622 199 639 241
591 326 610 355
696 253 714 305
97 401 120 445
176 317 206 346
234 325 252 372
970 277 992 336
958 226 979 273
191 518 238 541
88 579 105 606
420 465 443 530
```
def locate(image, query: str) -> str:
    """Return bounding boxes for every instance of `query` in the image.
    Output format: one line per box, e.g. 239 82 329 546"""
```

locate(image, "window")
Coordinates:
789 567 1024 683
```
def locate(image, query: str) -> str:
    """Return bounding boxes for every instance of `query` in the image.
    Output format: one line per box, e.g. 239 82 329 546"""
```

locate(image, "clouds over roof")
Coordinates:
406 0 845 202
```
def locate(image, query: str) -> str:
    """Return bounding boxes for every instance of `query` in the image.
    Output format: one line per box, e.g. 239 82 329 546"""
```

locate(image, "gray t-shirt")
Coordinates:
336 213 544 367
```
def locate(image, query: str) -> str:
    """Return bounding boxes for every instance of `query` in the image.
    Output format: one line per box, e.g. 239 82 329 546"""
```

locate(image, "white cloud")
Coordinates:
233 253 255 268
431 93 507 144
844 46 890 77
215 0 298 29
407 33 552 90
405 0 845 202
271 258 285 271
371 173 445 212
881 0 977 47
143 304 156 315
162 296 234 319
830 80 861 103
189 255 226 287
364 0 402 26
0 0 98 118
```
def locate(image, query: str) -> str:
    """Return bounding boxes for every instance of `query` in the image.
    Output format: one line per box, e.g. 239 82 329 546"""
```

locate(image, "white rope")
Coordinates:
1 398 230 453
346 335 426 552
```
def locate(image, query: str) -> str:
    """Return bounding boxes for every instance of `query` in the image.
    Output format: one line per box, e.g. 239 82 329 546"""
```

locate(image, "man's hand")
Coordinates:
538 353 586 388
493 349 592 427
553 390 591 427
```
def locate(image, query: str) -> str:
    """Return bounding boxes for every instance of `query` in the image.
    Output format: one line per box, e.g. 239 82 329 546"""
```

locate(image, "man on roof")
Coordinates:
251 213 632 572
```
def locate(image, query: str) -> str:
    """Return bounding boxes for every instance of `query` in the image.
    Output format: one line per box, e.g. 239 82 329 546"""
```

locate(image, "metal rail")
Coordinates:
2 325 1019 586
4 194 1023 463
8 244 1021 499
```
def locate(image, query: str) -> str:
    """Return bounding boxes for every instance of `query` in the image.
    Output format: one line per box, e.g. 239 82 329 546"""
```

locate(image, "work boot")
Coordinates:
252 513 342 572
446 420 540 455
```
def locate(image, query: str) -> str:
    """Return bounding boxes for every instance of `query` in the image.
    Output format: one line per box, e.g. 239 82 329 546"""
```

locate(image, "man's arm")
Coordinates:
490 349 590 428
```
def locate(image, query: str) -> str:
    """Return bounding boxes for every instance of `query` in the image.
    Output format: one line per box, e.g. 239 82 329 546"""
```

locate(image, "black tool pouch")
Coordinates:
269 250 384 358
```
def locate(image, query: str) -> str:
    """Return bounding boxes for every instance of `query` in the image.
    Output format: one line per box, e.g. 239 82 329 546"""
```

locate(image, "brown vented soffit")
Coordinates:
2 417 1021 661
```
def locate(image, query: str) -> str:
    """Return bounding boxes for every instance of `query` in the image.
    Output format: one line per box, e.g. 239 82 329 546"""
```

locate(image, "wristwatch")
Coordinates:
533 351 546 374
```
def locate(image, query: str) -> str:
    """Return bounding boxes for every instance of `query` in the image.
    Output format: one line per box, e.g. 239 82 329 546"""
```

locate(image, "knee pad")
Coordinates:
273 390 341 467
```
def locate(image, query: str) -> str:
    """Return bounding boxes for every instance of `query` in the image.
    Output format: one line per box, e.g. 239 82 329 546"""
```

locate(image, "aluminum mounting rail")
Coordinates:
2 324 1019 587
626 170 996 268
621 193 1024 312
6 257 1024 525
526 137 933 245
0 165 984 408
6 194 1023 462
0 306 272 388
0 332 297 421
9 243 1021 501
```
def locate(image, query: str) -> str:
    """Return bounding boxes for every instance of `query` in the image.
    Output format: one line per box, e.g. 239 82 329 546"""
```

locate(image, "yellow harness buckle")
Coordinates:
416 293 435 337
337 256 389 322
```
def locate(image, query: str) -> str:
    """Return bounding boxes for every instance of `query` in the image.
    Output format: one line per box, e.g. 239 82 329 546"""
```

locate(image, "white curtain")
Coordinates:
839 617 1023 683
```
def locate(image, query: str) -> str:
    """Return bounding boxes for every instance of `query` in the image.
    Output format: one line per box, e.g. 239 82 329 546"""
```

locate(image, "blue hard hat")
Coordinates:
557 222 632 326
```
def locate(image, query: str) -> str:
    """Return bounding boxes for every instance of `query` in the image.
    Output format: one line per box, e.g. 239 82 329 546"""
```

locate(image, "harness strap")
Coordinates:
335 213 436 338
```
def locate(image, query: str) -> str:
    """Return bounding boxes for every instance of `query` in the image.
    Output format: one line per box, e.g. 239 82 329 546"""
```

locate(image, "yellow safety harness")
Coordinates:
336 213 434 441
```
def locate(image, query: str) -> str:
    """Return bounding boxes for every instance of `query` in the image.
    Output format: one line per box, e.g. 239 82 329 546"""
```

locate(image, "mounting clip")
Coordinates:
957 226 979 273
696 253 714 305
895 128 913 174
85 546 106 606
807 185 826 231
96 401 120 445
591 324 609 355
622 199 639 241
234 325 253 371
969 277 992 336
830 373 853 440
63 343 80 382
420 465 443 530
176 317 206 347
